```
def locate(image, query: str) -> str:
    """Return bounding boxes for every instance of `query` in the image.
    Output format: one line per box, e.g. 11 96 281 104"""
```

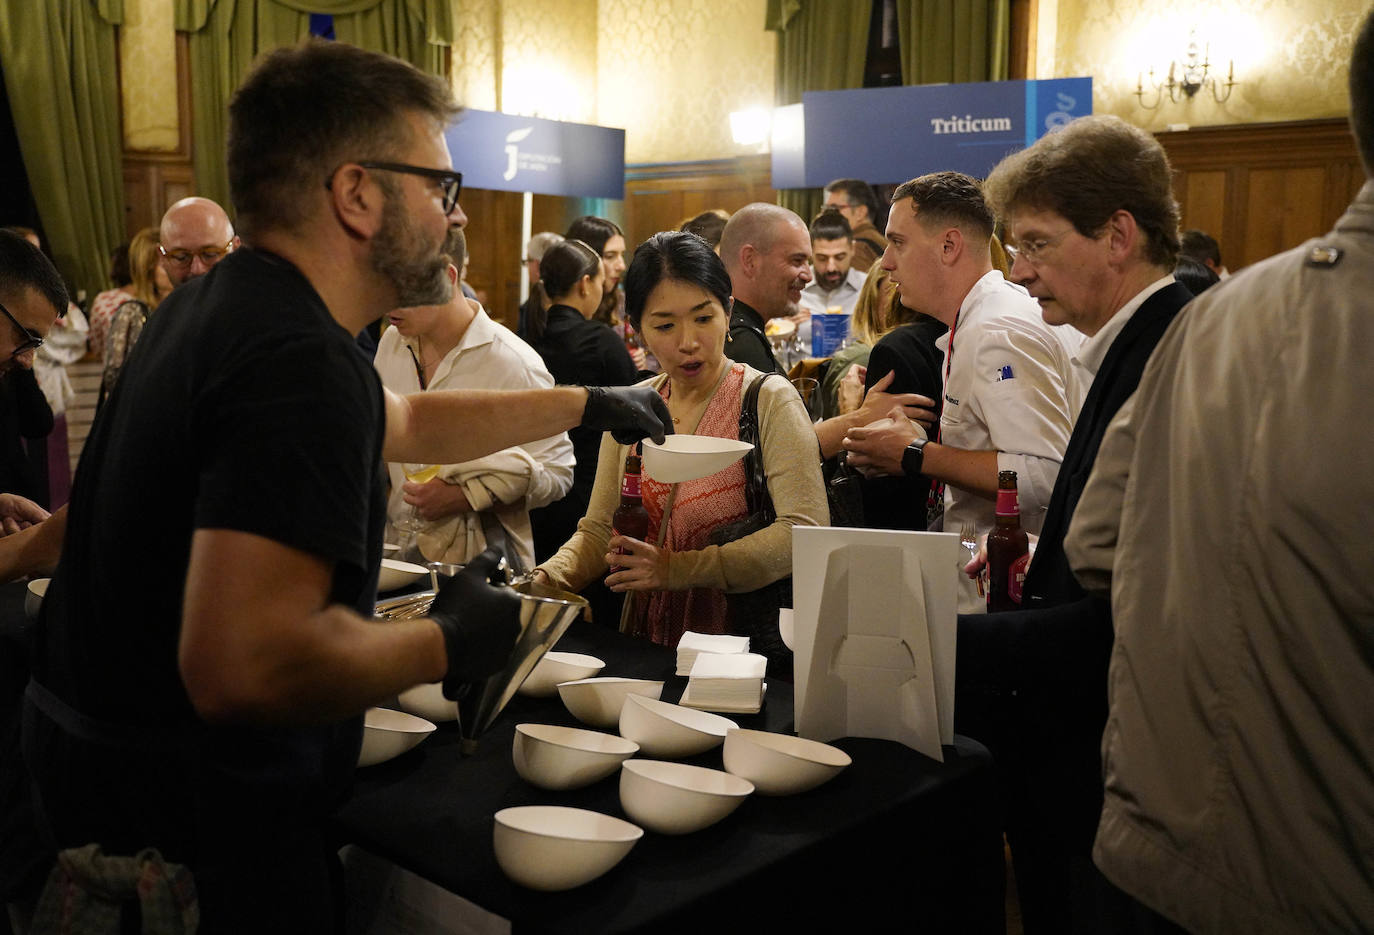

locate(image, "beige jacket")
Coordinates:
538 365 828 595
1066 183 1374 933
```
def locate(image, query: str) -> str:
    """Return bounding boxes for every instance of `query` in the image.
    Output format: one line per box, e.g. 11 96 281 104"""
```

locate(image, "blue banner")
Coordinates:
444 110 626 200
772 77 1091 189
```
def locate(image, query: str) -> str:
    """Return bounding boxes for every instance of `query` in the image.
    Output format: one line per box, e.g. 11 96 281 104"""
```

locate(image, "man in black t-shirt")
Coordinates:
719 203 814 374
19 42 669 932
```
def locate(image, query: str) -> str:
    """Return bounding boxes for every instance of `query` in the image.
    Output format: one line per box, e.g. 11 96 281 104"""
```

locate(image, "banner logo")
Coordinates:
929 114 1013 135
503 127 533 181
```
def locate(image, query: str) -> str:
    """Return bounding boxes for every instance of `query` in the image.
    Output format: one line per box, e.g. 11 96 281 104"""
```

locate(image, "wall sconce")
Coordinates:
730 108 772 148
1136 30 1236 109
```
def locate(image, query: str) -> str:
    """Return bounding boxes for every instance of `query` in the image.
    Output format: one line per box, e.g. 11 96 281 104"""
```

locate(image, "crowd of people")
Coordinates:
0 16 1367 934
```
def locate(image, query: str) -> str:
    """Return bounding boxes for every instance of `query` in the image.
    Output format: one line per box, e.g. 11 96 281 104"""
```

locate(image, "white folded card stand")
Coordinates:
792 527 959 762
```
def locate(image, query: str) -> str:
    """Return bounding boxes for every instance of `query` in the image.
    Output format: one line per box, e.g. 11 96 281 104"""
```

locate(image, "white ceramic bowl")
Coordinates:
396 682 458 722
357 707 436 767
377 558 427 592
517 651 605 698
722 728 851 796
618 759 754 835
642 435 753 484
557 677 664 730
618 694 736 758
24 578 48 620
512 723 639 790
493 805 642 891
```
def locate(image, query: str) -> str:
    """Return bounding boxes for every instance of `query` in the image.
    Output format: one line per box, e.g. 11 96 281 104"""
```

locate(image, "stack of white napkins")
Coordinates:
680 652 768 713
675 632 750 676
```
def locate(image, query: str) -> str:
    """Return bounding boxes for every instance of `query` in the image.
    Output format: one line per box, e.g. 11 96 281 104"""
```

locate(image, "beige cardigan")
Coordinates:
538 365 828 595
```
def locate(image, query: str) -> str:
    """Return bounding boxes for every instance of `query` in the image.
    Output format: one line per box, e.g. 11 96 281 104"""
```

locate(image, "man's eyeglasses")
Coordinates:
159 241 234 268
1006 229 1076 265
0 301 44 361
357 162 463 215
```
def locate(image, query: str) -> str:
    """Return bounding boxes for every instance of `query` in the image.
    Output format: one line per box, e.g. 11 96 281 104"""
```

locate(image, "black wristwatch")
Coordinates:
901 437 928 477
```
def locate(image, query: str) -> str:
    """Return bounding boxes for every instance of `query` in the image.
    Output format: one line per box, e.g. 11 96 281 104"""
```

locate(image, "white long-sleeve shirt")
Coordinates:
374 304 574 565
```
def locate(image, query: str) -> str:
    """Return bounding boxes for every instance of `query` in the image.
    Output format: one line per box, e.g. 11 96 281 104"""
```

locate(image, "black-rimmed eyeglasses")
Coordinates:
0 301 43 361
349 162 463 215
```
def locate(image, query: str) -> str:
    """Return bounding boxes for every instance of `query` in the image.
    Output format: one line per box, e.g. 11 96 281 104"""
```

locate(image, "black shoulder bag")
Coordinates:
708 373 793 677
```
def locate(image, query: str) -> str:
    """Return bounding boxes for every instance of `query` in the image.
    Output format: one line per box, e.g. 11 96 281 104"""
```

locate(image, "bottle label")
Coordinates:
620 471 641 499
995 486 1019 517
1007 552 1030 604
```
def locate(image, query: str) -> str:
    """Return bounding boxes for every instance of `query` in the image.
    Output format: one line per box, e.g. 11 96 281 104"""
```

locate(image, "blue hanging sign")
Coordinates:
772 77 1092 189
444 110 626 200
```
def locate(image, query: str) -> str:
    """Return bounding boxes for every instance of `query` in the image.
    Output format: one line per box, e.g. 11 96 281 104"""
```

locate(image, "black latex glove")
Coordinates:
429 548 523 700
581 385 674 445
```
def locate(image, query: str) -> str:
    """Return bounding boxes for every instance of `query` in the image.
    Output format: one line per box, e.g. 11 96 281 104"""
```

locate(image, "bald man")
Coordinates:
719 203 813 374
159 196 240 286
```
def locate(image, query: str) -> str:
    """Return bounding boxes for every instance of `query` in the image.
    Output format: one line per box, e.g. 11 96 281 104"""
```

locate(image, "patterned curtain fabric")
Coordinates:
174 0 452 211
766 0 872 221
0 0 127 296
897 0 1009 86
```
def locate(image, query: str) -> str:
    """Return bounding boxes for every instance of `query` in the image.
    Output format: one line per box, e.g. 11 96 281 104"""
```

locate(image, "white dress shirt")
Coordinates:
374 304 575 567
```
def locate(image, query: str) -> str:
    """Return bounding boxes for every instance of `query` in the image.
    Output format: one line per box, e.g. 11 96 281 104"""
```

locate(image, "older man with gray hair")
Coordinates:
949 114 1194 934
516 230 563 337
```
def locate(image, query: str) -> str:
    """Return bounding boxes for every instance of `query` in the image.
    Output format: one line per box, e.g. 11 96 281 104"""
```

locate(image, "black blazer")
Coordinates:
953 279 1193 855
958 281 1193 680
1024 280 1196 607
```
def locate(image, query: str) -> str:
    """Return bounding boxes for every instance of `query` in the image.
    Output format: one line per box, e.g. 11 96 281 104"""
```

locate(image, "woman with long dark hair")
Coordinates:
526 239 639 573
534 231 826 649
565 215 648 370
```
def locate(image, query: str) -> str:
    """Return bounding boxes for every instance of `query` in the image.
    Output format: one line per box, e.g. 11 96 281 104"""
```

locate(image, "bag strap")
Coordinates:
738 374 777 520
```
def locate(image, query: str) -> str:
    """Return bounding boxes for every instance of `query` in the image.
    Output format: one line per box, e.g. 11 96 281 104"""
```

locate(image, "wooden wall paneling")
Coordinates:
1009 0 1036 81
623 154 774 249
462 190 577 329
531 194 571 242
1157 119 1362 271
1250 166 1329 262
1178 169 1227 242
462 187 519 328
121 159 194 238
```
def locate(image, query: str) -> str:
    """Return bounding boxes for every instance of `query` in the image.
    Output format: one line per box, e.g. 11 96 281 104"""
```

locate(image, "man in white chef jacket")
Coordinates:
843 171 1081 612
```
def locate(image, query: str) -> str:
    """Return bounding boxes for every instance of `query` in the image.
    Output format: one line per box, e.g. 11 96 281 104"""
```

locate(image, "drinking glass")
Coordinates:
790 377 823 423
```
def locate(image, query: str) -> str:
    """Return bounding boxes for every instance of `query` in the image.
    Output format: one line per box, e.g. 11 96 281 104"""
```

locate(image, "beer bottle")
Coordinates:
986 470 1030 613
612 449 651 638
611 449 650 567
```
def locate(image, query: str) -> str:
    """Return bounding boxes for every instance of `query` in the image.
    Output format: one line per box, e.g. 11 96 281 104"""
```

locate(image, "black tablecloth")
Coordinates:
333 621 1005 933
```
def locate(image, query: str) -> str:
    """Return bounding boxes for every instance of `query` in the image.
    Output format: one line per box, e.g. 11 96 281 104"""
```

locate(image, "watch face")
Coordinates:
902 439 925 477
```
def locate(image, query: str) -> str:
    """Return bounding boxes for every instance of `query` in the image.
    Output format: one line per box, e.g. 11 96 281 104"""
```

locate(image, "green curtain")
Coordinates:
174 0 452 212
0 0 127 298
897 0 1009 85
766 0 872 220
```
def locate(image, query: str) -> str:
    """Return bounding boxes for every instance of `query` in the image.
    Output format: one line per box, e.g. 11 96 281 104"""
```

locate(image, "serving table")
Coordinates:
333 619 1004 933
